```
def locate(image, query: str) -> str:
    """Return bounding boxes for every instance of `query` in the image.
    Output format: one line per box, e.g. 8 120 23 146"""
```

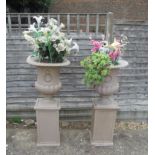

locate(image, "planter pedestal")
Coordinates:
34 98 60 146
91 60 128 146
91 98 119 146
27 56 70 146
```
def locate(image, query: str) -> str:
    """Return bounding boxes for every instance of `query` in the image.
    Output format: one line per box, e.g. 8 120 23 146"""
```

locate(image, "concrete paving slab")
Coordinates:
6 128 147 155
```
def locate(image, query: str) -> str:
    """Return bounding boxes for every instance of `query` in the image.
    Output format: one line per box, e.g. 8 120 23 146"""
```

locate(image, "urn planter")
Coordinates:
24 16 79 146
27 55 70 96
27 55 70 146
91 59 128 146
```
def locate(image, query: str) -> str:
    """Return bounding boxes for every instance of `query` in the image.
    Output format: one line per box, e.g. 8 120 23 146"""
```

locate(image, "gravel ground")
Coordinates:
6 121 148 155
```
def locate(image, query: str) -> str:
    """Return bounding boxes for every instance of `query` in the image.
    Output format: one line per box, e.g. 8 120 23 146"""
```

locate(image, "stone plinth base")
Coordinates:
91 99 119 146
34 98 60 146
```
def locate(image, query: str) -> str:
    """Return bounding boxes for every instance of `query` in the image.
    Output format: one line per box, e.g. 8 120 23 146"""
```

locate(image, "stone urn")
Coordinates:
26 55 70 95
26 55 70 146
91 59 128 146
95 59 128 103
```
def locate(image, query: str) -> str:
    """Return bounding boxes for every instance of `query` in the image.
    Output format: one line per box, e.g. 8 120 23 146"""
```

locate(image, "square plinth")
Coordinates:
34 98 60 146
91 101 119 146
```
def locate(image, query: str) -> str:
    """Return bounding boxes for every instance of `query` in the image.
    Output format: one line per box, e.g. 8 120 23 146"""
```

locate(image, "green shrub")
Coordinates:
80 52 112 87
8 116 22 124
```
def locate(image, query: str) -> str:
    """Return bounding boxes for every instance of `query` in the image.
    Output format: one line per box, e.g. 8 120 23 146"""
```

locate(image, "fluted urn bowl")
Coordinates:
95 59 128 96
27 56 70 95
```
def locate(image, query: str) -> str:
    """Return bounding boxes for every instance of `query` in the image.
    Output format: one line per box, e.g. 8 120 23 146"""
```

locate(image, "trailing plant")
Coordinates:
80 34 128 87
23 16 79 63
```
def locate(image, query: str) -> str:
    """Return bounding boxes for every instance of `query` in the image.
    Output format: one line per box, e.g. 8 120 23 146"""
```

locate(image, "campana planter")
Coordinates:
91 59 128 146
27 55 70 146
24 16 79 147
95 60 128 96
27 55 70 95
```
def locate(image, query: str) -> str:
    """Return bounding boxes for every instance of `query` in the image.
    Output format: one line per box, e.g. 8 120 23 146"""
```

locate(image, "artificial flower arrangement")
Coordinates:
80 34 128 87
23 16 79 63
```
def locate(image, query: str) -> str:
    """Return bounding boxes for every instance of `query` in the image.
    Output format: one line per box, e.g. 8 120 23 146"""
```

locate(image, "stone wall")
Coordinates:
49 0 148 21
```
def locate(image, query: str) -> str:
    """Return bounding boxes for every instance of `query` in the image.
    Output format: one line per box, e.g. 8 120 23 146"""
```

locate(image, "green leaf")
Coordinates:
80 52 111 87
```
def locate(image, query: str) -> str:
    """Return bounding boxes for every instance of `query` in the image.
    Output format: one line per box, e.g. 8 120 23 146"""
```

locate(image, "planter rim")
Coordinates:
26 55 70 67
110 59 128 69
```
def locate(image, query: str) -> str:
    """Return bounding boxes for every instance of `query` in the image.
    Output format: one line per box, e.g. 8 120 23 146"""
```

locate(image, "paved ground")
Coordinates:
6 127 147 155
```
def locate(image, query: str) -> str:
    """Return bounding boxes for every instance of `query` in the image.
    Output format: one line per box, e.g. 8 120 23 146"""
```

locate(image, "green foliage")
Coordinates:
6 0 55 13
80 52 112 87
8 116 22 124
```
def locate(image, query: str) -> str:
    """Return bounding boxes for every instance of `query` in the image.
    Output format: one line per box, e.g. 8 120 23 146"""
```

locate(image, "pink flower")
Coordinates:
91 40 102 52
109 50 121 61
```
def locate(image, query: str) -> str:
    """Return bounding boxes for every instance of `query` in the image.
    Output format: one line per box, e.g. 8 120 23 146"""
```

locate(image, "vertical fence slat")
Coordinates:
6 13 108 35
28 14 31 26
106 12 113 44
95 14 99 35
8 14 11 33
57 14 60 24
67 14 70 35
18 14 21 32
47 15 50 22
86 14 90 33
77 15 80 33
6 26 8 34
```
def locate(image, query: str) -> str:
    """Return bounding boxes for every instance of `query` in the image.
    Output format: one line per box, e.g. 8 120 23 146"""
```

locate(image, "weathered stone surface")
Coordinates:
24 119 35 126
6 128 148 155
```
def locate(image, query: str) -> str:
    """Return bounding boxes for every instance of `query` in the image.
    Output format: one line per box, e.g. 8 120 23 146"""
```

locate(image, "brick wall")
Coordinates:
49 0 148 21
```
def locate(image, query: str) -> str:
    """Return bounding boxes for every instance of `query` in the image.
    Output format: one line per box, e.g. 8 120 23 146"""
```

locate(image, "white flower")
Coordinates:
49 25 59 34
33 44 39 51
70 42 79 54
99 47 110 54
101 34 105 40
23 31 29 35
24 34 35 44
53 44 57 48
89 33 92 40
66 47 71 54
23 15 80 59
65 38 72 46
49 18 58 26
60 23 65 29
40 27 51 33
55 31 66 40
111 38 121 49
101 40 108 46
33 16 44 27
56 43 66 52
120 34 128 46
28 23 36 32
51 35 58 42
58 32 65 38
37 36 47 43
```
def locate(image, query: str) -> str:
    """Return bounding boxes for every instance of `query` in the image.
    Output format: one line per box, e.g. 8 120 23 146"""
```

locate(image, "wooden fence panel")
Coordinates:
6 13 148 120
